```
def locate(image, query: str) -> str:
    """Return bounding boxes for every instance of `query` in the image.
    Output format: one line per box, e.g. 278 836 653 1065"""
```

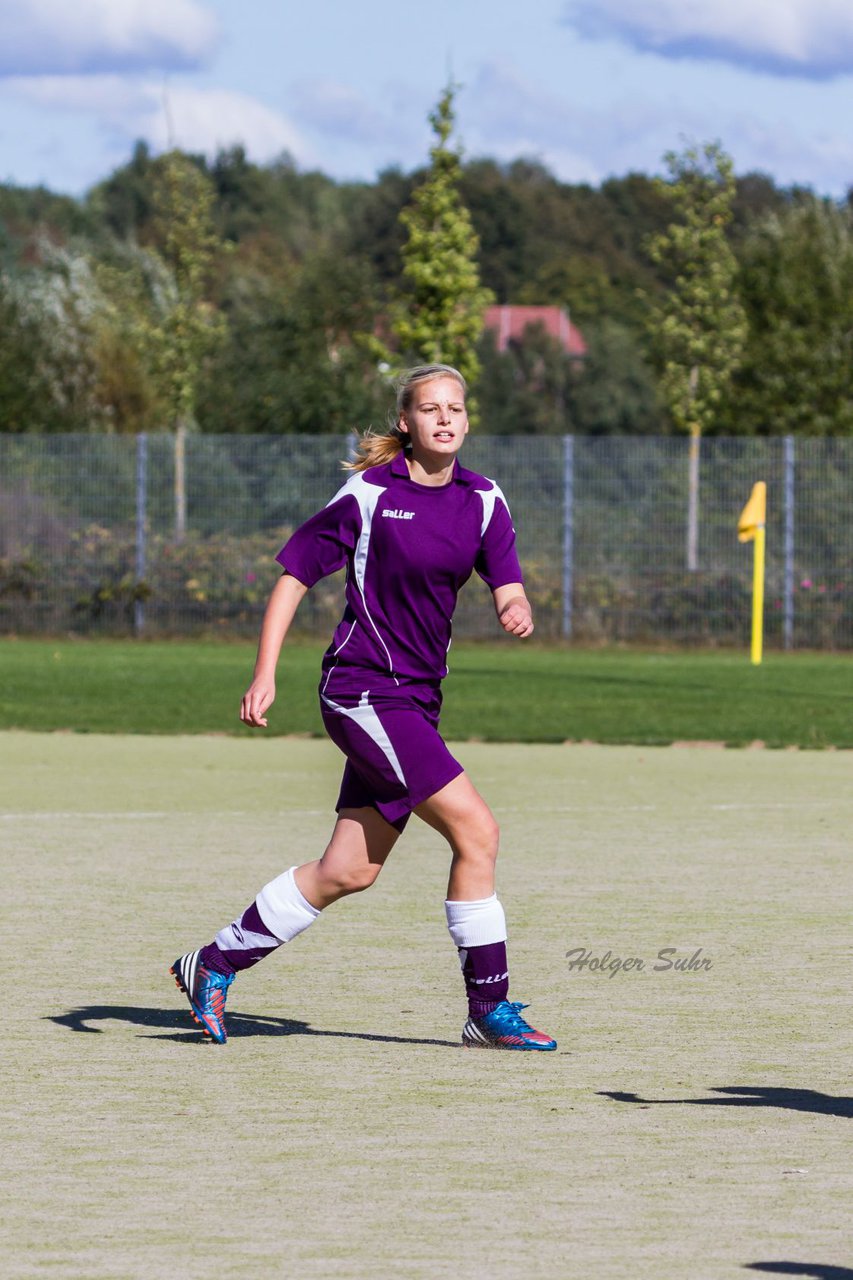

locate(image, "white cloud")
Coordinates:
149 86 306 162
462 62 853 194
0 0 218 77
7 77 308 168
563 0 853 79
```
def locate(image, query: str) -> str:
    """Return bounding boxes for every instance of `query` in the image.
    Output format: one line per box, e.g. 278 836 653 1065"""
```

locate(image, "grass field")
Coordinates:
2 638 853 746
4 730 852 1279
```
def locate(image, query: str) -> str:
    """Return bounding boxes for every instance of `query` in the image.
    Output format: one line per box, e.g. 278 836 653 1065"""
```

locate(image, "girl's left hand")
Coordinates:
499 597 534 638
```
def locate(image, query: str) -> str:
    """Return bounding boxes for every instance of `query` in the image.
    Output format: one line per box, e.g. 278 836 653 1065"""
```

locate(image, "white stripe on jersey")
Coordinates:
476 479 511 537
326 473 397 682
321 618 358 696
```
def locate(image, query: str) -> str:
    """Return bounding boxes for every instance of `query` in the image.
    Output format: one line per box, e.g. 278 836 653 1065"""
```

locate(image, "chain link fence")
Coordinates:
1 434 851 649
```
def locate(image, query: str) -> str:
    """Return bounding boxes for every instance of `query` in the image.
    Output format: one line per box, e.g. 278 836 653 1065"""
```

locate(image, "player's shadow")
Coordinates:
745 1265 853 1278
46 1005 457 1048
599 1087 853 1119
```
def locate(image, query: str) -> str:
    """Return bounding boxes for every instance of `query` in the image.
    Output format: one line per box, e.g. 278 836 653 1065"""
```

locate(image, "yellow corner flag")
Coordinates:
737 481 767 543
738 482 767 663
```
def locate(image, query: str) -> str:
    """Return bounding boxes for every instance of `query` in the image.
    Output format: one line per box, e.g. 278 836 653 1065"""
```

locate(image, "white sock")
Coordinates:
444 893 507 947
255 866 321 944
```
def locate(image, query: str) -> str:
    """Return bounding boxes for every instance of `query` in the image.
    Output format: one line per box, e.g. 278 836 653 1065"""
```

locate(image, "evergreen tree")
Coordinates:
144 151 228 431
146 152 228 535
647 142 747 568
390 86 493 390
647 142 747 437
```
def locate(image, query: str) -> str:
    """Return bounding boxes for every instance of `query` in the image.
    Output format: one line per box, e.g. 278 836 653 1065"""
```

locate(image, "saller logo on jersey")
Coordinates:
382 509 416 520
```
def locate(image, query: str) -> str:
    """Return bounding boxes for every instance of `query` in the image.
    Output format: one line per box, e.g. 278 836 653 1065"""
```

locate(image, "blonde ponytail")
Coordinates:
342 426 408 473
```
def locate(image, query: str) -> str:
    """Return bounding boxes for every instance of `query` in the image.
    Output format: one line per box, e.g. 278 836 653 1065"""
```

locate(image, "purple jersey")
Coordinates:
276 453 522 687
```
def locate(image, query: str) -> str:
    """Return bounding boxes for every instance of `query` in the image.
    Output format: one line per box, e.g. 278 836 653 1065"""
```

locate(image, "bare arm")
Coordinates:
492 581 534 639
240 573 309 727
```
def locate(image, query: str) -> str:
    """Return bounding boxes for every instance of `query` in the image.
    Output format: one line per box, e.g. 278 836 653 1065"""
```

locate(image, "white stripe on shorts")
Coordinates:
321 691 407 788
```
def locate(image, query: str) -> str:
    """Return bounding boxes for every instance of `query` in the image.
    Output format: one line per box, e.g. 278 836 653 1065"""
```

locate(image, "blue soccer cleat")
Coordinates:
462 1000 557 1051
170 950 234 1044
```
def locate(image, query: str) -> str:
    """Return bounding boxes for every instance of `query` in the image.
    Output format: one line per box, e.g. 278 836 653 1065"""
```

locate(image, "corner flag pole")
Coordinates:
737 481 767 665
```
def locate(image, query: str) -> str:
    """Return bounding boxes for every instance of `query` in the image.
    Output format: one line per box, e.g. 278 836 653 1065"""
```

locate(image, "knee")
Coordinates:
481 812 500 857
457 810 500 865
319 859 382 898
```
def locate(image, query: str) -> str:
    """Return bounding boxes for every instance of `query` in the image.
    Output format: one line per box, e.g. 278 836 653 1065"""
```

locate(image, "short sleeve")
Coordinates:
475 488 523 590
276 492 361 588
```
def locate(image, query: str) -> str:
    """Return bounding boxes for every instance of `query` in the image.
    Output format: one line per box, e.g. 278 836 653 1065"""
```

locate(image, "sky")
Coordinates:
2 0 853 197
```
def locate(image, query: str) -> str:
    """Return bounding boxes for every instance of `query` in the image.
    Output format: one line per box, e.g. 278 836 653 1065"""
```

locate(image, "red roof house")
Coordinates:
483 305 587 359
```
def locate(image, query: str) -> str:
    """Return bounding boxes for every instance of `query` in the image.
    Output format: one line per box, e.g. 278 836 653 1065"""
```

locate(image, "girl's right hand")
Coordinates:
240 678 276 728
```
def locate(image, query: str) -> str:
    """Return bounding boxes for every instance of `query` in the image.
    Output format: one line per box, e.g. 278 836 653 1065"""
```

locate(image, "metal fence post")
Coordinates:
562 435 574 638
135 433 147 636
686 425 701 571
174 422 187 542
783 435 795 651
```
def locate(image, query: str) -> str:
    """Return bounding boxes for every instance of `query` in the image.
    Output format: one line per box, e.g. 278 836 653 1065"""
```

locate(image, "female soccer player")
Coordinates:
171 364 556 1051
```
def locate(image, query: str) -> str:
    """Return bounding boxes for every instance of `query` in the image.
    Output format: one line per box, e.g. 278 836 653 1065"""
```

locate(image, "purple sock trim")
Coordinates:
225 944 278 971
200 942 236 978
469 996 503 1019
460 940 509 1019
213 900 284 972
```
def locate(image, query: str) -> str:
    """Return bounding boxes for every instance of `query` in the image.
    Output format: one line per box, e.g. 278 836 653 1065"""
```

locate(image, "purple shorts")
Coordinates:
319 678 464 832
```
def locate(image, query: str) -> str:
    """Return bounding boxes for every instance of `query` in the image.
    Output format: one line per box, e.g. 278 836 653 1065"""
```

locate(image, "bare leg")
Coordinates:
295 806 401 910
174 807 400 1043
415 772 499 900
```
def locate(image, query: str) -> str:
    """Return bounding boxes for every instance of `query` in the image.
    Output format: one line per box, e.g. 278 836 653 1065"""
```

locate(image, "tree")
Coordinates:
647 142 747 567
87 140 155 239
647 143 747 433
567 320 663 435
141 152 228 537
730 197 853 435
389 86 493 392
89 239 170 434
476 325 574 434
3 242 107 431
476 321 661 435
196 248 388 433
0 280 66 431
144 152 227 425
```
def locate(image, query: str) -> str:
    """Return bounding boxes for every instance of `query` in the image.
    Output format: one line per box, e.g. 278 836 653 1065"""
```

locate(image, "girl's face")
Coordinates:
399 377 469 460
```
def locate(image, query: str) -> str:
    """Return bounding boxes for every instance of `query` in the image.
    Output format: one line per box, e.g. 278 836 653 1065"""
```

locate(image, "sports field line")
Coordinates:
461 795 853 815
1 808 330 820
8 793 849 822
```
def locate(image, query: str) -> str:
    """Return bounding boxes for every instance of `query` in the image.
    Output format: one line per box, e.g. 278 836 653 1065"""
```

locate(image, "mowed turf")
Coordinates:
2 637 853 745
4 732 852 1279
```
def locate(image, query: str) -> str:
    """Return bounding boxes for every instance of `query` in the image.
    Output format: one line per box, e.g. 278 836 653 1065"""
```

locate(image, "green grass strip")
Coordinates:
1 638 851 747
